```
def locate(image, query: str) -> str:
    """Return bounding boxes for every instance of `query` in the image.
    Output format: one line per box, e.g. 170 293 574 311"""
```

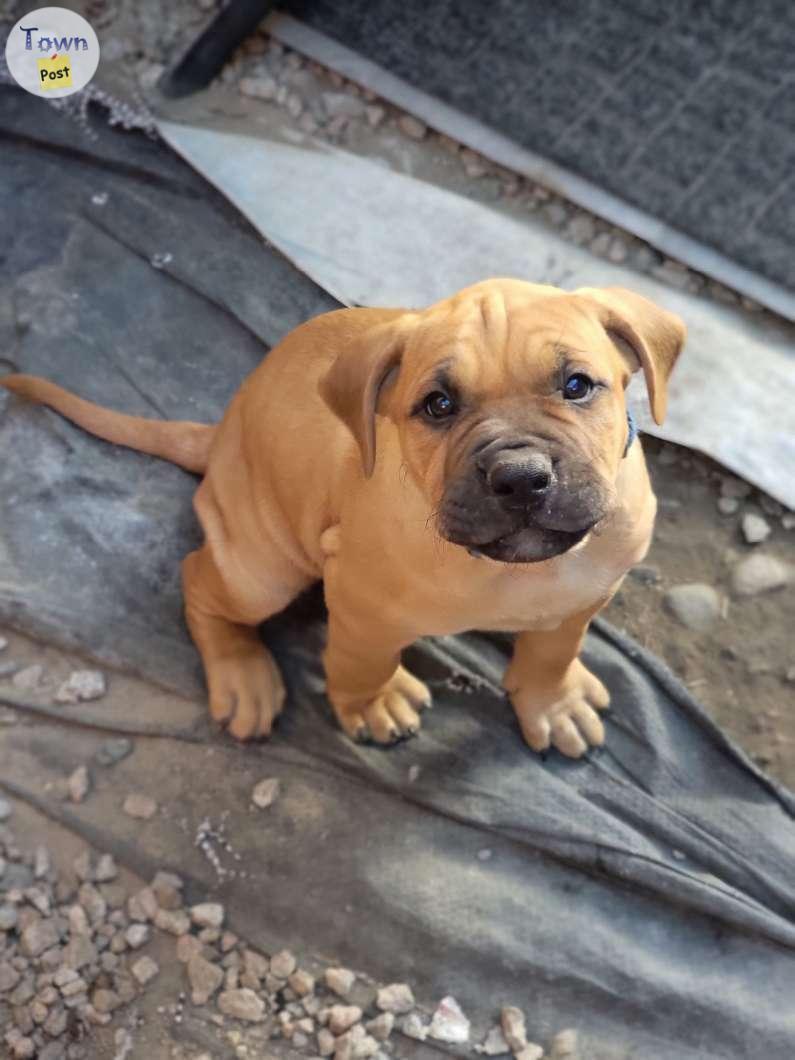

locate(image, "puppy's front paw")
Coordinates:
333 665 432 745
509 660 609 758
206 647 285 741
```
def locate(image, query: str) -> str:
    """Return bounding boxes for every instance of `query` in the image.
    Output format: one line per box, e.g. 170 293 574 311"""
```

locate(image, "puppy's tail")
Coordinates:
1 374 215 475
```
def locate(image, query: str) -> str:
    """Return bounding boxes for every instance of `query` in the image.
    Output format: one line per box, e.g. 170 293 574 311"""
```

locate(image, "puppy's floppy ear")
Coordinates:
577 286 686 424
319 318 407 478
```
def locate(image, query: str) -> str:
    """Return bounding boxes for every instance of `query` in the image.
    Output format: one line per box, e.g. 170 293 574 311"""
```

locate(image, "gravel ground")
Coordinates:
0 785 574 1059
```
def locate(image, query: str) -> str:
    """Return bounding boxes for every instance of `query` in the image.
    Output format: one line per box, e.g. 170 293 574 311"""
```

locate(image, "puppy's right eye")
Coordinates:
423 391 457 419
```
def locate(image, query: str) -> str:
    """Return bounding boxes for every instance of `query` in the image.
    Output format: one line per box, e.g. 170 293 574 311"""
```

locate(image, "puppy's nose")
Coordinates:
486 449 553 502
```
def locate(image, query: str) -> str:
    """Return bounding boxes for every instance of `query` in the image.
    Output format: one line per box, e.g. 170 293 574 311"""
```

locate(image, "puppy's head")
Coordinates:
320 279 685 564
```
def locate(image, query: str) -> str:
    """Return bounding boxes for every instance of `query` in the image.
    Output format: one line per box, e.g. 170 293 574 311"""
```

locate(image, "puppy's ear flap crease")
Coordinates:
578 286 686 424
319 320 406 478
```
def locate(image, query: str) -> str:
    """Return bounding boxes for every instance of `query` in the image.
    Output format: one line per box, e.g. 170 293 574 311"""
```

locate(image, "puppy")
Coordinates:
1 279 685 757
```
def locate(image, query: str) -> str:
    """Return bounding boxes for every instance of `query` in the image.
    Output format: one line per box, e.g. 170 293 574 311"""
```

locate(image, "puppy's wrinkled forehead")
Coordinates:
406 282 620 393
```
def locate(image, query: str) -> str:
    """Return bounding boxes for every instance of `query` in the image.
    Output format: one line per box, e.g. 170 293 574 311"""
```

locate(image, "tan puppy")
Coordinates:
1 279 685 757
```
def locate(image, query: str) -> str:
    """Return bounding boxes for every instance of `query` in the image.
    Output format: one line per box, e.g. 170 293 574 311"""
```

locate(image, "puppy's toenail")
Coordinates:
406 725 418 737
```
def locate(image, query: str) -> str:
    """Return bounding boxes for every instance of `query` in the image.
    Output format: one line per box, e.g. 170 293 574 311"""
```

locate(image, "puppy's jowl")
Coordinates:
2 279 685 756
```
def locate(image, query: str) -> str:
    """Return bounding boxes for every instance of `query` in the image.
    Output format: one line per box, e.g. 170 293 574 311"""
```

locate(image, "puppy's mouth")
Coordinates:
465 523 594 564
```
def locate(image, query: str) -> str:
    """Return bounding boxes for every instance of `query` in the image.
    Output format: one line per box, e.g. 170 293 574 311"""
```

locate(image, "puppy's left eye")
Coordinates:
563 373 594 402
423 391 457 419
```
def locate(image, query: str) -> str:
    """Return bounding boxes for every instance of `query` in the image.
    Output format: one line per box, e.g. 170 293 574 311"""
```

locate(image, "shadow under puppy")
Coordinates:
1 278 685 757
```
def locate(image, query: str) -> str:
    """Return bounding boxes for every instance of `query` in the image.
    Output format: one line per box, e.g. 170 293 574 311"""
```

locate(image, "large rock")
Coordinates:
663 584 721 632
732 554 792 596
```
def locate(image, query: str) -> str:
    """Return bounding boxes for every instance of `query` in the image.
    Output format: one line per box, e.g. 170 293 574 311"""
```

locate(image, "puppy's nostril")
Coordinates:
527 468 551 493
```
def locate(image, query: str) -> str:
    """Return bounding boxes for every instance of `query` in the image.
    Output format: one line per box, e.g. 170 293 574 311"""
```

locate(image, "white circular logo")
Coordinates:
5 7 99 98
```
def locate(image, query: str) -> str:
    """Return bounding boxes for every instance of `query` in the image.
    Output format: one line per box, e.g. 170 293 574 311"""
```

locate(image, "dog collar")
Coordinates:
623 409 638 458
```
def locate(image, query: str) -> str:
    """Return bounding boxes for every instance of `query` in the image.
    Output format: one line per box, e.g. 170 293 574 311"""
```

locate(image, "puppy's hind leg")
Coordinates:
182 532 312 742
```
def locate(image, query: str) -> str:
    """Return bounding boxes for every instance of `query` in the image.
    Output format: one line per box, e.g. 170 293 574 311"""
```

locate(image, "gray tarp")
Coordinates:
2 87 795 1059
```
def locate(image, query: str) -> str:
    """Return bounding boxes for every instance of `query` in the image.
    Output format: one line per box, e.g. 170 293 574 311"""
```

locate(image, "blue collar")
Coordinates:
623 409 638 458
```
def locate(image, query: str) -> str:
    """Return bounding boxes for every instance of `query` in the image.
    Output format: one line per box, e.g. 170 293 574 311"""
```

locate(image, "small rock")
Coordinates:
175 935 203 964
130 955 159 985
125 924 149 950
0 903 18 930
782 513 795 530
0 660 19 678
218 987 265 1022
73 848 94 882
607 235 628 263
242 948 269 981
94 854 117 882
154 908 190 936
10 1038 36 1059
269 949 296 978
321 91 366 120
398 114 427 139
12 664 44 691
550 1028 578 1057
240 75 277 100
221 931 238 952
516 1046 544 1060
94 738 133 767
251 777 280 809
366 1012 394 1041
376 982 414 1014
318 1028 336 1056
400 1012 428 1040
628 564 661 585
461 148 488 178
188 955 224 1005
501 1006 527 1052
589 231 611 257
0 636 6 651
652 260 691 291
429 996 470 1043
0 960 21 991
566 213 595 245
0 797 11 820
366 105 385 127
21 918 60 958
54 670 106 705
741 513 771 545
43 1005 68 1037
544 202 568 227
62 934 96 970
732 554 792 596
33 844 51 879
68 904 90 936
329 1004 363 1035
67 766 90 804
78 882 106 924
326 966 356 998
477 1026 510 1055
663 584 721 633
190 902 224 929
92 988 121 1013
717 496 740 515
128 886 158 922
289 968 315 996
721 475 752 500
123 793 157 820
151 870 183 909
